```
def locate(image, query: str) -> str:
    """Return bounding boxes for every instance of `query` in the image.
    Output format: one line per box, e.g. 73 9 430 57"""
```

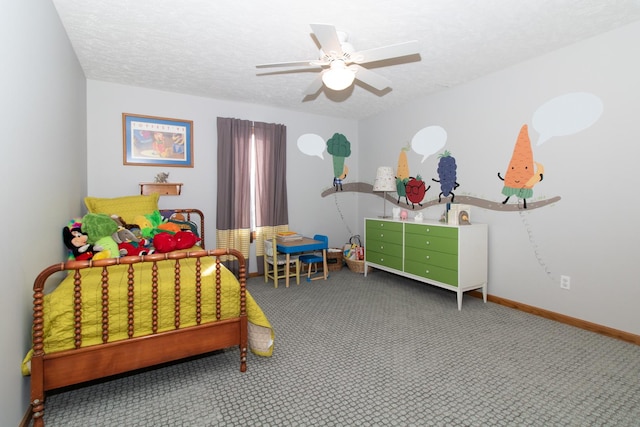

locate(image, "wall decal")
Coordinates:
532 92 603 146
498 124 544 209
327 133 351 191
314 94 605 213
318 119 560 212
411 125 447 162
405 175 430 208
519 210 553 281
321 184 560 212
432 150 460 202
395 144 410 203
297 133 326 159
331 192 356 237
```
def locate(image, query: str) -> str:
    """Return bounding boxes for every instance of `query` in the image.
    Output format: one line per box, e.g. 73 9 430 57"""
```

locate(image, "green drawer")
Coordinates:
405 223 458 239
404 249 458 271
365 250 403 270
404 259 458 286
404 233 458 255
365 240 402 258
366 219 403 233
366 228 403 245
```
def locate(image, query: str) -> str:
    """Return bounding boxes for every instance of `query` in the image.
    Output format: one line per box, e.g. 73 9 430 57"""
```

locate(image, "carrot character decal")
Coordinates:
432 150 460 202
395 144 410 203
498 124 544 209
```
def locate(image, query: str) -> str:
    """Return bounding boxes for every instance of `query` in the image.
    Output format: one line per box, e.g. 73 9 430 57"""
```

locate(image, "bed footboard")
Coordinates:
29 248 247 427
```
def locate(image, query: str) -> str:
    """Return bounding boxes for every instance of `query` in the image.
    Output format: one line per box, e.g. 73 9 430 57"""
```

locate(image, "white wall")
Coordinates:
1 0 87 424
86 81 360 262
359 22 640 335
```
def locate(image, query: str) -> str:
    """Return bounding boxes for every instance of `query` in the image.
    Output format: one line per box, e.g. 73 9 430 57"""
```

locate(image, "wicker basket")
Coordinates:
345 257 372 274
326 249 344 271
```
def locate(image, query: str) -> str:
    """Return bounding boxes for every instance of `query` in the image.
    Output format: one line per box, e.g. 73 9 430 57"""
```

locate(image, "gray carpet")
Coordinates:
42 268 640 426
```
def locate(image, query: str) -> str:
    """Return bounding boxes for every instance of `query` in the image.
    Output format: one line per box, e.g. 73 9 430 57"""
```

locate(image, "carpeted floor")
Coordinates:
42 268 640 426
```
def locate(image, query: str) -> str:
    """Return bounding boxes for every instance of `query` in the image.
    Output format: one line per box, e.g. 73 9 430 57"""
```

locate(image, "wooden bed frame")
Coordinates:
28 209 248 427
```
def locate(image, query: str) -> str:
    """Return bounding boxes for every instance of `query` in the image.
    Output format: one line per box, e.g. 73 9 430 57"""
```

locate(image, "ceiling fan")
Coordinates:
256 23 420 94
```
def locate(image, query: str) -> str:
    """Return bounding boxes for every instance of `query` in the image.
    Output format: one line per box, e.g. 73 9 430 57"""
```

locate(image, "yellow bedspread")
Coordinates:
22 256 273 375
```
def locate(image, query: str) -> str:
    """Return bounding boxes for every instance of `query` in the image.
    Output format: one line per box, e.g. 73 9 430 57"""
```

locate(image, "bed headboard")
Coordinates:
160 208 205 249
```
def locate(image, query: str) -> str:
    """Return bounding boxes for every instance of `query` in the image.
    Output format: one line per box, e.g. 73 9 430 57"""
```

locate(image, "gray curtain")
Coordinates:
254 121 288 227
216 117 252 272
216 117 288 273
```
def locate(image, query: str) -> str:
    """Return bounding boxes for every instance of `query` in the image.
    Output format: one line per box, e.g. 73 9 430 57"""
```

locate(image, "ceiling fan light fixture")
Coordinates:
322 60 355 91
257 23 419 95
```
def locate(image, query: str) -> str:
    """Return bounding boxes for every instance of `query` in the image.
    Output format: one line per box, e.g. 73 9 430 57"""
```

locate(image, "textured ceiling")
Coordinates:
52 0 640 120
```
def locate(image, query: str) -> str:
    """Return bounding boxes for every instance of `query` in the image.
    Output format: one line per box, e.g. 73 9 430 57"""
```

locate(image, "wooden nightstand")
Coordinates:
139 182 183 196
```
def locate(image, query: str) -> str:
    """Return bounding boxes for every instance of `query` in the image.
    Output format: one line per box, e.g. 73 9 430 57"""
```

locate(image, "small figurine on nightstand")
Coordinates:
154 172 169 183
400 210 408 221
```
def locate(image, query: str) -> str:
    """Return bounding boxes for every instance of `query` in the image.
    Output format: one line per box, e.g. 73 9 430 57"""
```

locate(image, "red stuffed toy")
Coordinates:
153 231 200 253
118 241 151 257
153 232 176 253
174 231 200 249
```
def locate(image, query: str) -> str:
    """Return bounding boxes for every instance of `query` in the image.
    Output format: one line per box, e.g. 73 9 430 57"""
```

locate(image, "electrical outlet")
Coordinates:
560 275 571 290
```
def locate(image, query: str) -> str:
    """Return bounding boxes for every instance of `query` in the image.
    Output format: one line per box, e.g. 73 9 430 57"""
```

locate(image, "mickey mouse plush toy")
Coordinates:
62 227 102 261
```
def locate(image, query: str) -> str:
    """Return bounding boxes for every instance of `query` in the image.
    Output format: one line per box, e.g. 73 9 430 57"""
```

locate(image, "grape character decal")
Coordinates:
405 175 430 209
498 124 544 209
432 150 460 202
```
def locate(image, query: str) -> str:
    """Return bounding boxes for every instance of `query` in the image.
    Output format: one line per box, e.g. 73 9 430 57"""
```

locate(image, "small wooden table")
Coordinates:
276 237 328 288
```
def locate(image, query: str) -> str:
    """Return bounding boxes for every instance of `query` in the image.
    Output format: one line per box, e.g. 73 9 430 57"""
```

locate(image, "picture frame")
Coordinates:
122 113 193 167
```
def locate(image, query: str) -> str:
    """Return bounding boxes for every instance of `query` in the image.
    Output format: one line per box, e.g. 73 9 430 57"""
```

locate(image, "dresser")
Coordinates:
364 218 488 310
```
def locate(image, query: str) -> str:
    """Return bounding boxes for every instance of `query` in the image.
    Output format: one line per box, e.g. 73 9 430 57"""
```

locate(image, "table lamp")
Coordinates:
372 166 396 218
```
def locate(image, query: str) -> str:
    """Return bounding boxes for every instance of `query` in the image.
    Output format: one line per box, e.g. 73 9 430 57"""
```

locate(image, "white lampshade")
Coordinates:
372 166 396 192
372 166 395 218
322 60 355 91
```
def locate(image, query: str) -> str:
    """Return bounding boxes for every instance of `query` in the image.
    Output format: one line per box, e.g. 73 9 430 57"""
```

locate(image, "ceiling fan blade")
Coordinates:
304 74 324 96
352 65 392 91
310 23 343 56
350 40 420 64
256 59 325 69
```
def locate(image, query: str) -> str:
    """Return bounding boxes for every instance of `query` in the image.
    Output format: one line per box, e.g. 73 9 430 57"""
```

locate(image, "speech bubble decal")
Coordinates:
297 133 325 159
532 92 603 146
411 126 447 163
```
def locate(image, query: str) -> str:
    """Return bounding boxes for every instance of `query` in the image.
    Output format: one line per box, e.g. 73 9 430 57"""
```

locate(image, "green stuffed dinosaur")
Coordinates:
81 213 120 259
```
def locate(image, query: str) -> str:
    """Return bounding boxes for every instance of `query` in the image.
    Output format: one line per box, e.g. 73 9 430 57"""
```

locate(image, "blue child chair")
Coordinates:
299 234 329 282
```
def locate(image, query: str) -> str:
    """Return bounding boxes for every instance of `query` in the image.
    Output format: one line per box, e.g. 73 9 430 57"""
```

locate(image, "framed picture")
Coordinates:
122 113 193 167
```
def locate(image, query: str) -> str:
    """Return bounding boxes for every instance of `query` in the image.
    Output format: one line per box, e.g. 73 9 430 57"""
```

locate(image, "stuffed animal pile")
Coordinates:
63 210 201 261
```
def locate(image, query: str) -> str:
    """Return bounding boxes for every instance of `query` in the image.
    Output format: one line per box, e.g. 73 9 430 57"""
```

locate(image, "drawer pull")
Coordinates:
425 255 430 260
425 241 430 245
380 246 384 250
425 270 430 274
380 233 384 237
